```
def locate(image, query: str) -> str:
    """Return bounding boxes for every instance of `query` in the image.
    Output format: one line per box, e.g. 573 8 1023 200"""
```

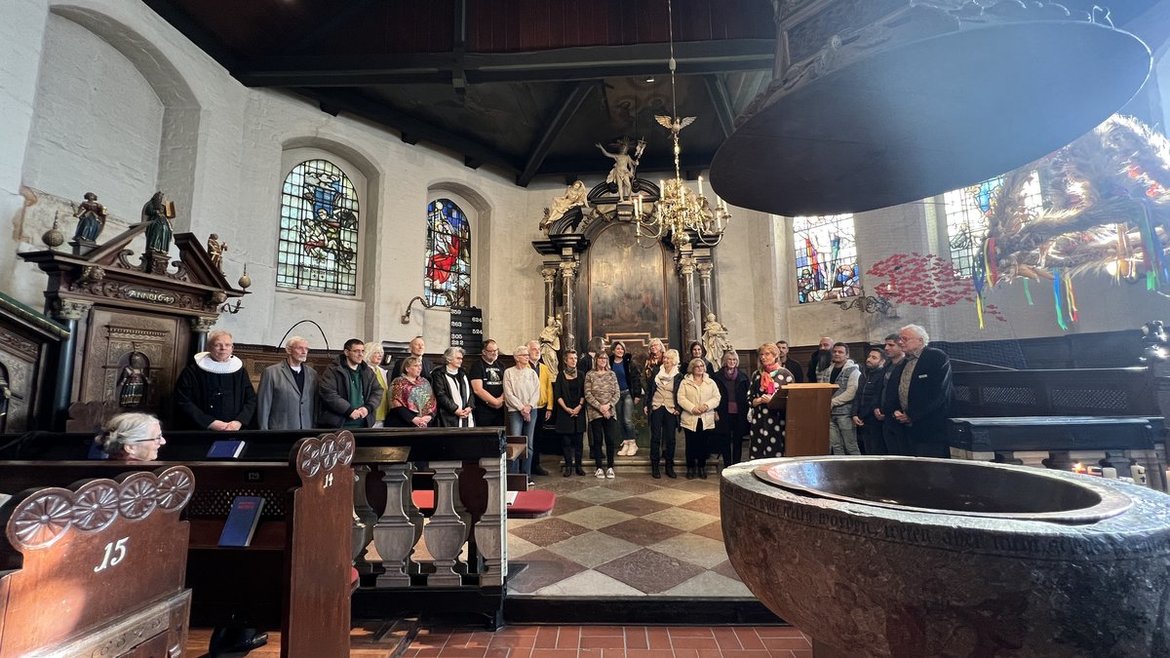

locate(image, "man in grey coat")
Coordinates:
256 336 318 430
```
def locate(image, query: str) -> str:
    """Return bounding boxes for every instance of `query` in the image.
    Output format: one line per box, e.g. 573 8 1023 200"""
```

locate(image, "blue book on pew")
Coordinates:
219 496 264 547
207 440 246 459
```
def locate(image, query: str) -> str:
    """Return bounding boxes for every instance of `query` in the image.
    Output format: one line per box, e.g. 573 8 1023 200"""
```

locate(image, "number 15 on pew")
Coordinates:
94 537 128 572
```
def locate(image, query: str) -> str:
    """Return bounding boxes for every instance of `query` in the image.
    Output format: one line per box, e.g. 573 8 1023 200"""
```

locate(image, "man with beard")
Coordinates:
817 342 860 455
806 336 834 383
256 336 318 430
318 339 383 428
851 346 888 454
470 339 506 427
175 330 256 430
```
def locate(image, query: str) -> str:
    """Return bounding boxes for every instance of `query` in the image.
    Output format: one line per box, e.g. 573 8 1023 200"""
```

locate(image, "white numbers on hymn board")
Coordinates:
94 537 129 572
324 472 334 488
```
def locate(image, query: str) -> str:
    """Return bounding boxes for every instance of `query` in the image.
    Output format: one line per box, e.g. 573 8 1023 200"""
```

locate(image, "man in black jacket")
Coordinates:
851 346 887 454
318 338 383 428
892 324 953 458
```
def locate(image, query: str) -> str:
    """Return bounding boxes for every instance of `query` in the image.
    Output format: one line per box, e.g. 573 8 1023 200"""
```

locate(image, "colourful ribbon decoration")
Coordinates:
1053 268 1068 331
1023 279 1034 305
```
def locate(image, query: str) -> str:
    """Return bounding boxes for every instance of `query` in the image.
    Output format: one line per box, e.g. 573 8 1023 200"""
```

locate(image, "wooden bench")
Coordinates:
0 465 194 657
0 433 357 657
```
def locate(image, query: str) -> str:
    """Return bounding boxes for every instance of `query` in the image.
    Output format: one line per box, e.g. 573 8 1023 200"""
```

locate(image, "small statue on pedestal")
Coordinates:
703 313 732 367
72 192 108 243
596 138 644 201
540 315 563 376
141 192 174 273
207 233 227 272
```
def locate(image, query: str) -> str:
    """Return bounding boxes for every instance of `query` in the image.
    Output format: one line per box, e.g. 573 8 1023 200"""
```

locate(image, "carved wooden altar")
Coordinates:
532 177 720 357
20 224 246 430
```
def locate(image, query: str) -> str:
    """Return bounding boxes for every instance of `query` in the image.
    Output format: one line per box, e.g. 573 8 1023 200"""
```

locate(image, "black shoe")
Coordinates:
651 463 661 479
574 466 586 476
532 464 551 476
562 465 571 477
664 463 677 478
698 464 708 479
686 467 695 479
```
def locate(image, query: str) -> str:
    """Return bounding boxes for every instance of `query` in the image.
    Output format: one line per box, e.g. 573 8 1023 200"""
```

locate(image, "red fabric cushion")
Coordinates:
411 489 556 517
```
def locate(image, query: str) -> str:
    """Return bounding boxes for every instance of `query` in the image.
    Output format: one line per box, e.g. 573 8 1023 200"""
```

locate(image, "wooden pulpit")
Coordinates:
774 383 839 456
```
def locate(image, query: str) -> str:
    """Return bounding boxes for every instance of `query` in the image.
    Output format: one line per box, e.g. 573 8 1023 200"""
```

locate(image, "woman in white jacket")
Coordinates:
504 345 541 477
677 357 722 479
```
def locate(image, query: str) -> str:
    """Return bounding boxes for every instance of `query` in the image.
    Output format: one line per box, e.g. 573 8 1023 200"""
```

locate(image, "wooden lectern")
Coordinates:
771 383 840 456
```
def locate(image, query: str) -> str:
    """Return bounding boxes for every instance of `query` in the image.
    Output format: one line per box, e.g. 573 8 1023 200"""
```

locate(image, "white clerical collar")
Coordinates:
195 352 243 374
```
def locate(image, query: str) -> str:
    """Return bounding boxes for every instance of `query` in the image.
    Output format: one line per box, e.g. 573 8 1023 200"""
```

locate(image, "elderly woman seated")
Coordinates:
94 412 167 461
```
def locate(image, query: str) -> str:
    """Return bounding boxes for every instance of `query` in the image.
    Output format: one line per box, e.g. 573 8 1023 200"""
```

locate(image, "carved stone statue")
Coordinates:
703 313 732 367
541 181 590 232
207 233 227 271
539 315 563 376
142 191 173 254
596 139 641 201
72 192 108 243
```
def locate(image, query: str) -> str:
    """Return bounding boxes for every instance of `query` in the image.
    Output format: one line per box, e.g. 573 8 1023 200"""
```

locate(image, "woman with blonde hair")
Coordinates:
678 357 722 478
366 341 390 427
748 342 794 459
94 412 166 461
643 348 682 478
504 345 541 477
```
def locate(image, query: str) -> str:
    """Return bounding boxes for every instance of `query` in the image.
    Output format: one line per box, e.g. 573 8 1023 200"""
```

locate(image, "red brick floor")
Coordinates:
401 624 813 658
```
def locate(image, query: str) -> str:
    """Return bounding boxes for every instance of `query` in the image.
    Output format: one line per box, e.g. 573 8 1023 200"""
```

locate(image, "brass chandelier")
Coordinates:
632 0 730 248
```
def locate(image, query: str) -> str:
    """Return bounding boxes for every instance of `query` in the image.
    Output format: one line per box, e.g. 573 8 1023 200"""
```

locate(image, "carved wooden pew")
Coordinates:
0 426 513 630
0 466 194 658
0 433 356 658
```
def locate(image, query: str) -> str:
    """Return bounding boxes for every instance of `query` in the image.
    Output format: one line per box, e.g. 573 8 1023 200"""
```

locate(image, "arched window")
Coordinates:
792 214 859 303
943 172 1042 277
424 198 472 308
276 159 360 295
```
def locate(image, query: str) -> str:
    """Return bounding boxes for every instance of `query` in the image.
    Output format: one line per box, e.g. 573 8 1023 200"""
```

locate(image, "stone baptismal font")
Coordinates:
721 457 1170 656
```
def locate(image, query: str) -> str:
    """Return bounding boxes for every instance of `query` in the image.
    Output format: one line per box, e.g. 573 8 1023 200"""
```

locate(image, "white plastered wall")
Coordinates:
6 0 1170 355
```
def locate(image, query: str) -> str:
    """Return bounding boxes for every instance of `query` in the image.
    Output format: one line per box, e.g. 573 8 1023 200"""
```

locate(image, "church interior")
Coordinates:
6 0 1170 656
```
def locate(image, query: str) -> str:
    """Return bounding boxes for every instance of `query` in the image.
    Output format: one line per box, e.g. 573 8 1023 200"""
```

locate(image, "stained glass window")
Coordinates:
943 172 1042 277
793 214 859 303
425 198 471 308
276 159 360 295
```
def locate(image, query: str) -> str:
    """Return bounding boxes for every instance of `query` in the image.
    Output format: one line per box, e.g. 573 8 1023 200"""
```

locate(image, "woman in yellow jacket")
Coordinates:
677 357 722 479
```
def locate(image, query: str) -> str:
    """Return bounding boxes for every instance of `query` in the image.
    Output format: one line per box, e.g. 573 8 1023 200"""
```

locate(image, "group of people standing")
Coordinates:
173 332 479 434
807 324 953 458
163 325 951 477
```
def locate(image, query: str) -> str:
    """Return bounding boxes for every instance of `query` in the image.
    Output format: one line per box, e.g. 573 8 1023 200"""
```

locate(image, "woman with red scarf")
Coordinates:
748 342 795 459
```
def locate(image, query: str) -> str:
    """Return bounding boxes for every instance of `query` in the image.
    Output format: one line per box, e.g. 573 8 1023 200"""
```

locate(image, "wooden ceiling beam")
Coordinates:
235 39 774 87
703 75 736 139
293 88 522 178
516 82 595 187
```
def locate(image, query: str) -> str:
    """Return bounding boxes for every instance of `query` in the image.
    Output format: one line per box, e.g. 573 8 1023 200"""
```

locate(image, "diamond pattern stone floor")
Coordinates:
508 457 747 598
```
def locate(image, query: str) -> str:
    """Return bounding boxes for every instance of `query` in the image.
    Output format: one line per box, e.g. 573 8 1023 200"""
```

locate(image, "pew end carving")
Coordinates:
0 465 194 658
